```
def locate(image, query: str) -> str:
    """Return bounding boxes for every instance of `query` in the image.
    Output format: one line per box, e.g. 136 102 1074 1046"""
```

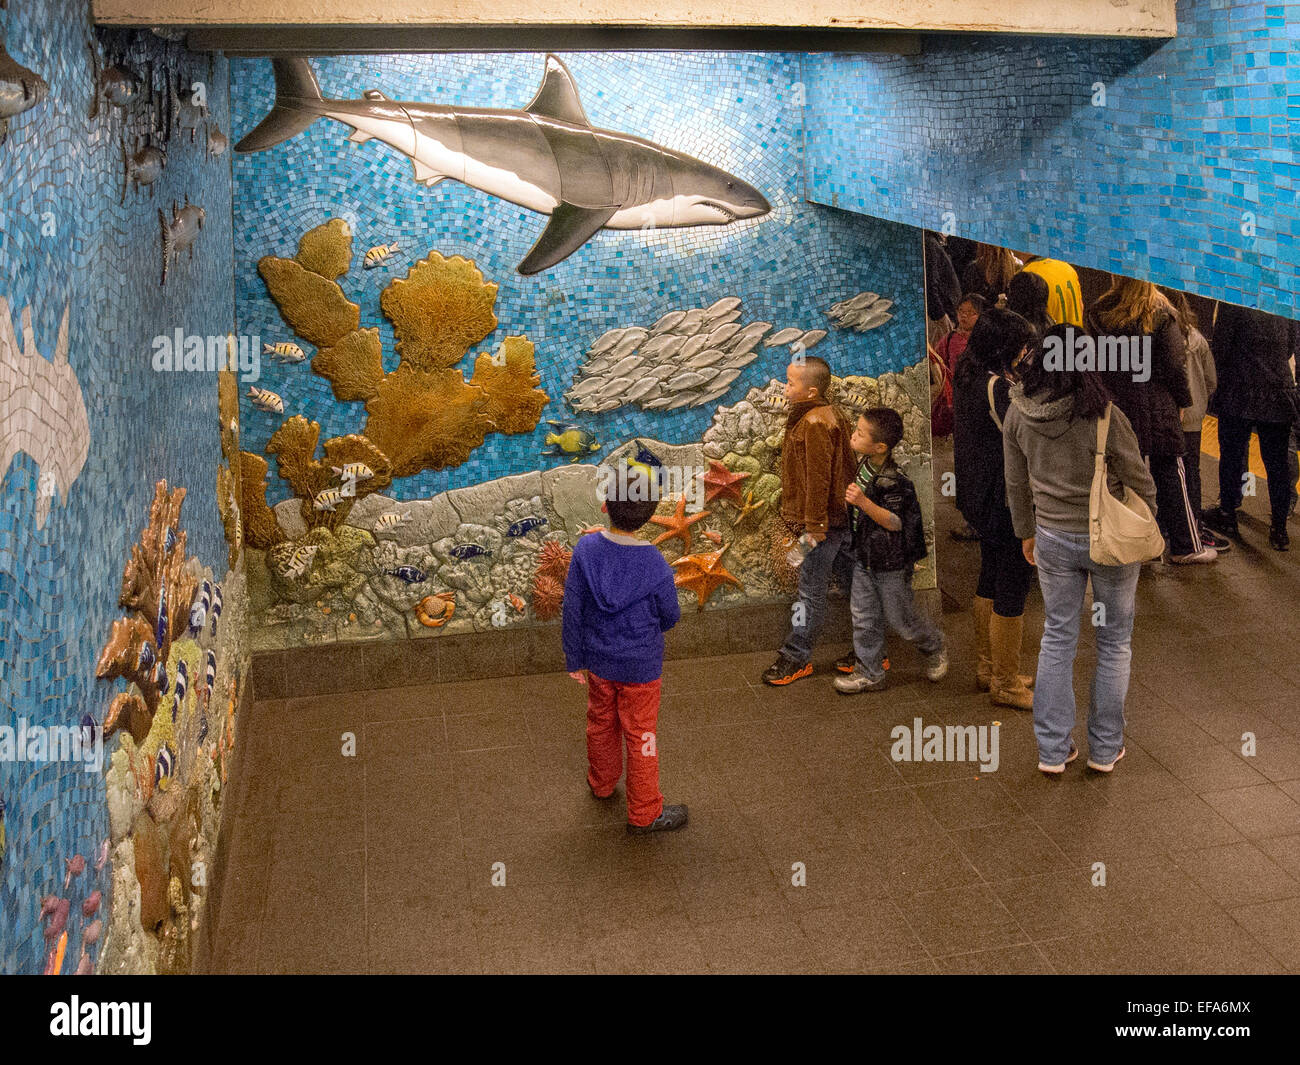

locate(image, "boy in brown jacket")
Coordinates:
763 356 858 685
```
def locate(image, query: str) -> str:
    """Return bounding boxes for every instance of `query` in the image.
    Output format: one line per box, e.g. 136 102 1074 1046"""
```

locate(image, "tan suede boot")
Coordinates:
973 596 994 691
989 612 1034 710
975 597 1033 691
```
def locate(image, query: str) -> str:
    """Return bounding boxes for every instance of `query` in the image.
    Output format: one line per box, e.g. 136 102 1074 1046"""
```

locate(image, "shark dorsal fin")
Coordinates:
524 55 590 127
364 89 389 101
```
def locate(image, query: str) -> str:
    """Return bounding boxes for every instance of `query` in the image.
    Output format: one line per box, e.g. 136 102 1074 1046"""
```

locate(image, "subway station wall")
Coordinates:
0 0 245 973
230 52 934 653
803 0 1299 319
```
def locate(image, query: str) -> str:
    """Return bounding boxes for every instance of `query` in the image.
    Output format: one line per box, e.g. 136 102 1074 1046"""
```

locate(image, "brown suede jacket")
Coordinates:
779 399 857 537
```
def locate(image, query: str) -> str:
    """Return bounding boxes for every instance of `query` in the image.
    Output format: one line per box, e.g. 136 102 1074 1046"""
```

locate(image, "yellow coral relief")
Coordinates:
313 327 385 402
266 417 393 530
258 256 360 348
238 451 284 549
363 364 492 476
217 369 240 460
295 217 353 281
469 336 551 435
380 252 498 371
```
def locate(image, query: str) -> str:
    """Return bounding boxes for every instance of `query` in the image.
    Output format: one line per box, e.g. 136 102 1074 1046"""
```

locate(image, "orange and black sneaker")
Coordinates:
836 652 890 673
762 654 813 686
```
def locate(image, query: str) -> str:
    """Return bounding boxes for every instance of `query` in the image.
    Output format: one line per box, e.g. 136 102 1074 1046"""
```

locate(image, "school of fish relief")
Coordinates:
241 219 933 651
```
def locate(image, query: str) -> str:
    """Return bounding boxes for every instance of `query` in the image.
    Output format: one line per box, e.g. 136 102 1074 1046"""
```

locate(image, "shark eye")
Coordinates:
726 182 734 189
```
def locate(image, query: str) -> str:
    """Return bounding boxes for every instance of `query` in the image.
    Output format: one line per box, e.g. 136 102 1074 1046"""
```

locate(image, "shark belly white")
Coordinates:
460 155 557 216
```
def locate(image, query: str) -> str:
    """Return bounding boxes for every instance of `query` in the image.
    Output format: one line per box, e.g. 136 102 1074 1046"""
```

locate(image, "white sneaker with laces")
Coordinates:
1168 547 1218 565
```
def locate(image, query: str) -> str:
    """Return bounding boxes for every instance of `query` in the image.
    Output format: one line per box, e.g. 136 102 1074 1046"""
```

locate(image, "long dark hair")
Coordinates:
955 306 1035 389
1006 271 1052 336
1006 323 1112 420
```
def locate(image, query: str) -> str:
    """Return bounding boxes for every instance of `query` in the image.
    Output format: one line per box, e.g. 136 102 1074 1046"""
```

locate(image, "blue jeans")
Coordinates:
1032 526 1140 766
779 525 851 664
849 563 944 682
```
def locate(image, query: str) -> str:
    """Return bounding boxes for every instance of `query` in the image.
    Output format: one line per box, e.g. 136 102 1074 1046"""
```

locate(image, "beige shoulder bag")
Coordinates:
1089 404 1165 565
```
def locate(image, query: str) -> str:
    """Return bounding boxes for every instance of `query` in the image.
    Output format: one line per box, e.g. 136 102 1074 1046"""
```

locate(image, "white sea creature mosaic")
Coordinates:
565 297 817 414
0 298 89 529
827 292 894 332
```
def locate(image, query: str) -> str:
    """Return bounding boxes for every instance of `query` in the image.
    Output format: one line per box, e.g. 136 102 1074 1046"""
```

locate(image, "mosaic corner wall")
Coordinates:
801 0 1300 320
1 0 245 974
229 52 934 652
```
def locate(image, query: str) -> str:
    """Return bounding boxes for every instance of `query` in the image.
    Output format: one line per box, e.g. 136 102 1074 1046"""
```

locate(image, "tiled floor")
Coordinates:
206 442 1300 973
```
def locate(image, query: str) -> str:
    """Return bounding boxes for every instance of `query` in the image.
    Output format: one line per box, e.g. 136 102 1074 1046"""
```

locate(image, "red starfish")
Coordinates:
702 459 750 505
647 496 710 554
671 544 743 609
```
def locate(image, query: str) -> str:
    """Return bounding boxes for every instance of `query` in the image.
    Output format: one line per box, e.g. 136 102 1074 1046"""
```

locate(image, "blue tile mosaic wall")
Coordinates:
231 52 926 503
803 0 1299 320
0 0 234 972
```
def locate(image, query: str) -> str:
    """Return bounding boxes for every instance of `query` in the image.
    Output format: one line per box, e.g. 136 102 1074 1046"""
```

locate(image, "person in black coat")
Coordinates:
925 232 962 327
1203 302 1300 551
952 307 1038 709
1089 278 1209 562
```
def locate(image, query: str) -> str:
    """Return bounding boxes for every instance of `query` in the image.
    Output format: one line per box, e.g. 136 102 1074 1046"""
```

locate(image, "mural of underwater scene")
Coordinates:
231 52 932 650
1 0 242 974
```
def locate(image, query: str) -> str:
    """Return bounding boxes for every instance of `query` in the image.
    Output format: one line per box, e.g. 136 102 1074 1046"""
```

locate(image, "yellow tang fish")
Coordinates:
541 421 600 463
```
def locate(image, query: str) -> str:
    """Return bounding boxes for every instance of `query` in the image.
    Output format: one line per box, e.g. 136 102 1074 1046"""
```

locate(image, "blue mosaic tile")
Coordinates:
802 0 1299 320
231 52 926 504
0 1 234 972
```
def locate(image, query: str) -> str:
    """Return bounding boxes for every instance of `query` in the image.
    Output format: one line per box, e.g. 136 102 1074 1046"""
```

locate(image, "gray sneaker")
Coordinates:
833 667 887 694
627 804 689 834
924 648 949 682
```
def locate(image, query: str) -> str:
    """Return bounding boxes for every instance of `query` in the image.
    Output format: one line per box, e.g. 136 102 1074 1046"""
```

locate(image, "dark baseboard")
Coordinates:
248 595 873 698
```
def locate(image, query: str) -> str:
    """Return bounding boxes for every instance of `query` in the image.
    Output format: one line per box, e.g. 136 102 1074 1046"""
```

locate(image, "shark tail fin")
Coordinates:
235 59 323 152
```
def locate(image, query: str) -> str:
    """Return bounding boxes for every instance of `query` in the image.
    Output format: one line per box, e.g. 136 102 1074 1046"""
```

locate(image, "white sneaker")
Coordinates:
1087 747 1126 772
924 649 949 682
1038 745 1079 775
1168 547 1218 565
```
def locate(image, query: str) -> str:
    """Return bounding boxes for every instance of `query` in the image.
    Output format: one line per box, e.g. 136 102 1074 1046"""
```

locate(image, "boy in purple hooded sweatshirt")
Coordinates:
562 454 688 834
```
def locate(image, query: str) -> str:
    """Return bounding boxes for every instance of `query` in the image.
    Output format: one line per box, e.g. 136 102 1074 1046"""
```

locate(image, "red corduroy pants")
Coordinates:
585 672 664 827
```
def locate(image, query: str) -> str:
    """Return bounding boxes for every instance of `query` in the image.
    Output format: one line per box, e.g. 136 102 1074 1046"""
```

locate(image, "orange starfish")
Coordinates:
671 544 743 609
647 496 710 554
702 459 750 505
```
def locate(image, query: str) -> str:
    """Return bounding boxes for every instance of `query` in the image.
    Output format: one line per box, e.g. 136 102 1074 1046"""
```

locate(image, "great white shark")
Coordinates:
235 56 771 275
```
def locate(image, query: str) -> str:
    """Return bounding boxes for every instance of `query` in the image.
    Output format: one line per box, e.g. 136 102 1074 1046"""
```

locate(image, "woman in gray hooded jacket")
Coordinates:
1001 325 1157 775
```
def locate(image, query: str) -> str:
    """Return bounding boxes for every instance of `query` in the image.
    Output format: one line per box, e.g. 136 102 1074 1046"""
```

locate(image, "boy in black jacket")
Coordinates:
835 408 948 694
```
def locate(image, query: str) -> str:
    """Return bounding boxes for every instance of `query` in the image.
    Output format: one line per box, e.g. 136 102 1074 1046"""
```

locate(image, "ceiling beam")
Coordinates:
94 1 1178 43
183 26 923 56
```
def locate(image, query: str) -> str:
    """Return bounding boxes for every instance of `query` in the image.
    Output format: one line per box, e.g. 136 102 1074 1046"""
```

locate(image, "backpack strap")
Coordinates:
986 375 1004 431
